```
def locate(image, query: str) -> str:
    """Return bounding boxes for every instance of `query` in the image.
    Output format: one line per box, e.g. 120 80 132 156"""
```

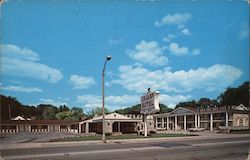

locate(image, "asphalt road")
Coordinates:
1 136 249 160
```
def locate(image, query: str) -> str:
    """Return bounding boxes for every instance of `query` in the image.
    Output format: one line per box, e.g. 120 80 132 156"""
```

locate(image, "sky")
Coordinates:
0 0 249 113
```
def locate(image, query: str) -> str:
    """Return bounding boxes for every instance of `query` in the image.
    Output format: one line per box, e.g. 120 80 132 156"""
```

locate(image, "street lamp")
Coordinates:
102 55 111 143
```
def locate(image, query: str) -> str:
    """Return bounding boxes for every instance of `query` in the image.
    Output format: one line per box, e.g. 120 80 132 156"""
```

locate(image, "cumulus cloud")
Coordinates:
181 28 191 35
163 34 176 42
1 85 43 93
168 42 200 56
76 94 140 111
1 44 63 83
160 94 191 108
154 13 192 28
127 40 169 66
111 64 242 93
169 42 189 56
76 93 190 110
69 75 96 89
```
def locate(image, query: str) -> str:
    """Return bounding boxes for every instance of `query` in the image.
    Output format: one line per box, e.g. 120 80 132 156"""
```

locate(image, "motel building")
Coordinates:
0 104 249 134
154 104 249 132
78 113 155 134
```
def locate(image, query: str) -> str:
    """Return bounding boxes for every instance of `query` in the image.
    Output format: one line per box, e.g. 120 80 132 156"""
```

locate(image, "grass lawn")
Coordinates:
51 133 195 142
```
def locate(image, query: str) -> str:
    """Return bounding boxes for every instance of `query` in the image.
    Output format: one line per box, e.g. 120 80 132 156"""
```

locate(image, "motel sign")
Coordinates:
141 91 160 115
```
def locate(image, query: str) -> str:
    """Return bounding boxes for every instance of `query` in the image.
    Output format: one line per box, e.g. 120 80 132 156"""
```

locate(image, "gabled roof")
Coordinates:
12 116 25 120
168 107 196 116
80 113 141 124
234 104 248 111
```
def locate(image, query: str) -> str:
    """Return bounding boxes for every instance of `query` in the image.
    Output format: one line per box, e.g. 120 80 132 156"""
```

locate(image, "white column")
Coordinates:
161 118 164 128
29 125 31 132
195 114 197 129
144 114 148 137
68 125 70 132
167 117 169 130
48 125 50 132
78 123 81 133
184 115 187 130
155 118 158 129
16 125 19 133
210 113 213 131
85 122 89 133
225 112 228 127
118 122 121 132
198 114 200 128
58 125 61 132
175 116 178 130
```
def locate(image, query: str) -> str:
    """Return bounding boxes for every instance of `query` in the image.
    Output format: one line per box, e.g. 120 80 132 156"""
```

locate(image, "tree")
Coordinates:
56 107 85 120
175 100 198 109
218 81 249 107
197 98 218 109
89 107 109 117
158 104 173 113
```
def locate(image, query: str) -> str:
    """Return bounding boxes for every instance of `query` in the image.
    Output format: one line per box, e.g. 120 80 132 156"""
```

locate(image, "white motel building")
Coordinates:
0 104 249 134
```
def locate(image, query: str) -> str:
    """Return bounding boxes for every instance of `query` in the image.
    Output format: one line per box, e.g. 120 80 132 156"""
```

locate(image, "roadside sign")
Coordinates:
140 91 160 115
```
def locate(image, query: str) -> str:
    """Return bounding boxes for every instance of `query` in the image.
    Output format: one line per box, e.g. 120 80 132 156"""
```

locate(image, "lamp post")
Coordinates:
102 55 111 143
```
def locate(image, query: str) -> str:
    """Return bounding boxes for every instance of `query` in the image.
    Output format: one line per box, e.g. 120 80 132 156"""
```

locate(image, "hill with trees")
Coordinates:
0 95 86 121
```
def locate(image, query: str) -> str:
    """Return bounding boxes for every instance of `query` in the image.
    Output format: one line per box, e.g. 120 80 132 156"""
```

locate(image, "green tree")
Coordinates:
175 100 198 109
218 81 249 107
197 98 218 109
88 107 109 117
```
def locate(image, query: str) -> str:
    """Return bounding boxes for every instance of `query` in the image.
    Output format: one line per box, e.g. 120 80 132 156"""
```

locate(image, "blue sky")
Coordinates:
1 0 249 113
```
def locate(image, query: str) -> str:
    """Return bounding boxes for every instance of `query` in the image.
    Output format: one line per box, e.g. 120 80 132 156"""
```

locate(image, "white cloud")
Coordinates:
238 22 249 40
1 44 63 83
169 42 189 56
76 94 140 111
160 94 191 108
181 28 191 35
111 64 242 93
155 13 192 28
168 42 200 56
127 40 169 66
39 98 67 106
1 44 39 61
76 93 190 110
69 75 96 89
1 85 43 93
163 34 176 42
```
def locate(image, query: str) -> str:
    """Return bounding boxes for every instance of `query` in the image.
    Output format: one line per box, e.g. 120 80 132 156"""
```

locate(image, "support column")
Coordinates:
175 116 178 130
85 122 89 133
48 125 50 132
68 125 70 132
184 115 187 130
59 125 61 132
16 125 19 133
195 114 198 129
144 114 148 137
210 113 213 131
161 118 164 128
78 123 81 133
225 112 228 127
166 117 169 130
29 125 31 132
118 122 121 132
198 114 200 128
155 118 158 129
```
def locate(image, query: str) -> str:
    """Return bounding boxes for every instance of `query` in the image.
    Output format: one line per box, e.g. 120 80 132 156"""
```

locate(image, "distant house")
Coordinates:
12 116 26 121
